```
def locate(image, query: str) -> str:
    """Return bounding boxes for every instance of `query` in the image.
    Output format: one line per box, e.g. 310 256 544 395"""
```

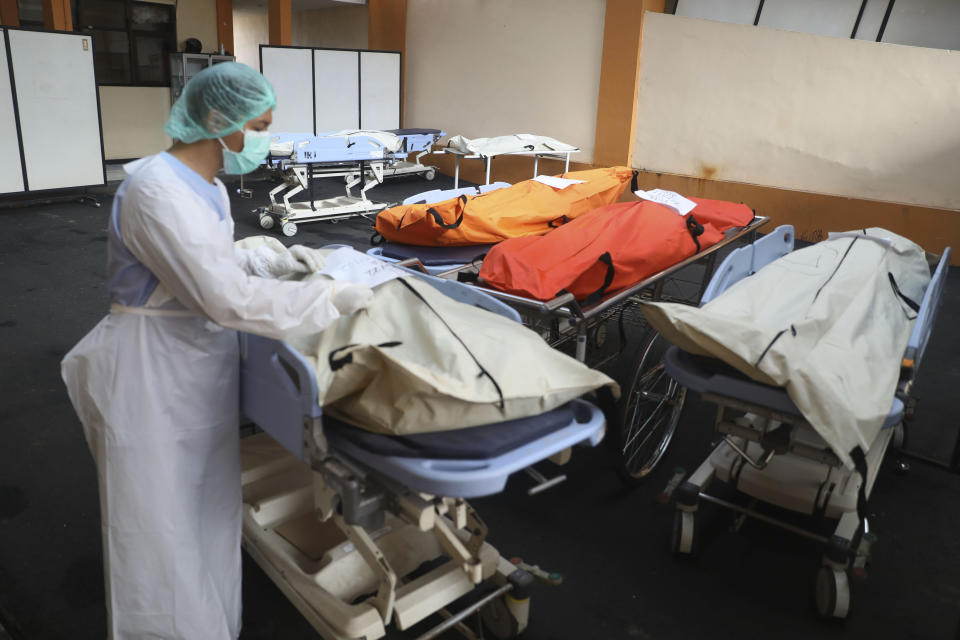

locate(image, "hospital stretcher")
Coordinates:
238 269 607 640
257 130 442 237
661 226 952 619
442 141 580 189
344 128 446 184
368 184 771 483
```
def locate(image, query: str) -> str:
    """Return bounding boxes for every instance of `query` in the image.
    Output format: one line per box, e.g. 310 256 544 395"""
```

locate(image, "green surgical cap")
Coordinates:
164 62 277 143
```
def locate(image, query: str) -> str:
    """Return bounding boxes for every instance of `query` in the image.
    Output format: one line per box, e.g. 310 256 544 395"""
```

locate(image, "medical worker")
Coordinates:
61 62 370 639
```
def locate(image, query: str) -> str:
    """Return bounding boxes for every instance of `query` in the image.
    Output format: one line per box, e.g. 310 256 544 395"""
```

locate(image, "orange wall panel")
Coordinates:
593 0 663 167
268 0 291 46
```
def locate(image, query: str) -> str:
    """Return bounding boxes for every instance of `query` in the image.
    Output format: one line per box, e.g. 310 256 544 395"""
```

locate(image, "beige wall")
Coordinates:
633 13 960 211
233 0 268 69
232 2 367 71
177 0 219 53
405 0 606 162
100 87 172 160
292 5 368 49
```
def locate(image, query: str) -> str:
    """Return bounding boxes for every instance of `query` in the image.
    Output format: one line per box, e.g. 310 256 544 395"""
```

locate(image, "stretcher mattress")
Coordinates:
324 402 581 460
381 242 494 266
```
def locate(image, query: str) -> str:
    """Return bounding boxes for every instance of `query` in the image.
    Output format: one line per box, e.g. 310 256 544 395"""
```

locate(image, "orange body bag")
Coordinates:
478 198 755 302
374 166 636 246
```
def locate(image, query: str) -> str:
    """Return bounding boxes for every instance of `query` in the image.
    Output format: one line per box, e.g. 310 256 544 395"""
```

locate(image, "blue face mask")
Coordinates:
219 130 271 175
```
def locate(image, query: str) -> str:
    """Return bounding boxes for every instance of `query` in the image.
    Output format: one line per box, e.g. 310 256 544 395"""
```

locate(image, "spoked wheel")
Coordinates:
614 331 686 485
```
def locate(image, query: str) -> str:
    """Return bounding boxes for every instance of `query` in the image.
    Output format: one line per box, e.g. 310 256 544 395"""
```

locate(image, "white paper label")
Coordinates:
319 247 406 288
533 175 587 190
634 189 697 216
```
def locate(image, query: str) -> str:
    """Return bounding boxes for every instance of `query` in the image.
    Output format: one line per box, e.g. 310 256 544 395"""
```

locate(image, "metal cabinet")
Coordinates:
170 53 235 100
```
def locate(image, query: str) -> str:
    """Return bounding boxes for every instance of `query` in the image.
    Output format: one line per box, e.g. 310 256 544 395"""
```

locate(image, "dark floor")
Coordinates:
1 171 958 640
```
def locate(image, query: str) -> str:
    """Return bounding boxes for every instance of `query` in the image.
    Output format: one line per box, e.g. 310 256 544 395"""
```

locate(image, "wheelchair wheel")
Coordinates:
614 331 686 485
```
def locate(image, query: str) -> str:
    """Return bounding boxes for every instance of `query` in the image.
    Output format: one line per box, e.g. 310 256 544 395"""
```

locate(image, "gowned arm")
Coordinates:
121 181 341 339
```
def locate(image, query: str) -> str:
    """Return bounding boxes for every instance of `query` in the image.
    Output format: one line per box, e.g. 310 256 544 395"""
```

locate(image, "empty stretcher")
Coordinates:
257 129 435 236
442 134 581 188
238 269 606 640
368 184 770 485
655 226 951 619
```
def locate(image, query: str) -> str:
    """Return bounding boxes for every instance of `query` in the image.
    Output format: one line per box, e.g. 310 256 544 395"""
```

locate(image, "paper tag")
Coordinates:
319 247 405 288
634 189 697 216
533 175 587 190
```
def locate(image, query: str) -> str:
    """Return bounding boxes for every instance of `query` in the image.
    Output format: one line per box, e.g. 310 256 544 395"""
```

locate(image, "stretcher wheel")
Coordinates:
481 595 522 639
671 509 698 555
424 167 437 181
344 173 359 184
281 221 298 237
892 423 906 450
614 332 687 485
815 566 850 618
258 214 275 230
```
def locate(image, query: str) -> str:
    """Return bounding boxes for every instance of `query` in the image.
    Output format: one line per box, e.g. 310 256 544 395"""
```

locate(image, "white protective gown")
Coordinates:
61 154 344 639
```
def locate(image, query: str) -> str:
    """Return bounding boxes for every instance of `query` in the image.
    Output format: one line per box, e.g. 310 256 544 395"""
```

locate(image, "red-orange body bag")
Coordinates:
478 197 755 302
374 166 635 246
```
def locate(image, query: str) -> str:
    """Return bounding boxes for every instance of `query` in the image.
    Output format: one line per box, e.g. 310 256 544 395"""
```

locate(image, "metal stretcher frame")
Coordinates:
661 230 952 619
256 131 413 236
442 146 580 189
237 267 607 640
415 215 771 483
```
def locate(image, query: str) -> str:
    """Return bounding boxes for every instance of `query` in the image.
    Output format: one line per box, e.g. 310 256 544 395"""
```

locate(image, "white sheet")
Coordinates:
324 129 402 152
446 134 579 157
641 228 931 468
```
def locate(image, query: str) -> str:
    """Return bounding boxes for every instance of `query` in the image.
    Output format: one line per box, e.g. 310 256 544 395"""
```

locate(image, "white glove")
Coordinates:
332 282 374 315
239 245 310 279
266 250 309 278
288 244 327 272
236 245 274 278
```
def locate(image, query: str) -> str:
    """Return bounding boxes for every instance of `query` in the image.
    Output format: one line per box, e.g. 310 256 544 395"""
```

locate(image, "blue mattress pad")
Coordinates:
323 402 592 460
380 242 494 266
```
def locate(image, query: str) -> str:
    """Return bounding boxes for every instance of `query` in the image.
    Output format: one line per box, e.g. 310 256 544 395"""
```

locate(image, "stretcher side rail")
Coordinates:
902 247 951 374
